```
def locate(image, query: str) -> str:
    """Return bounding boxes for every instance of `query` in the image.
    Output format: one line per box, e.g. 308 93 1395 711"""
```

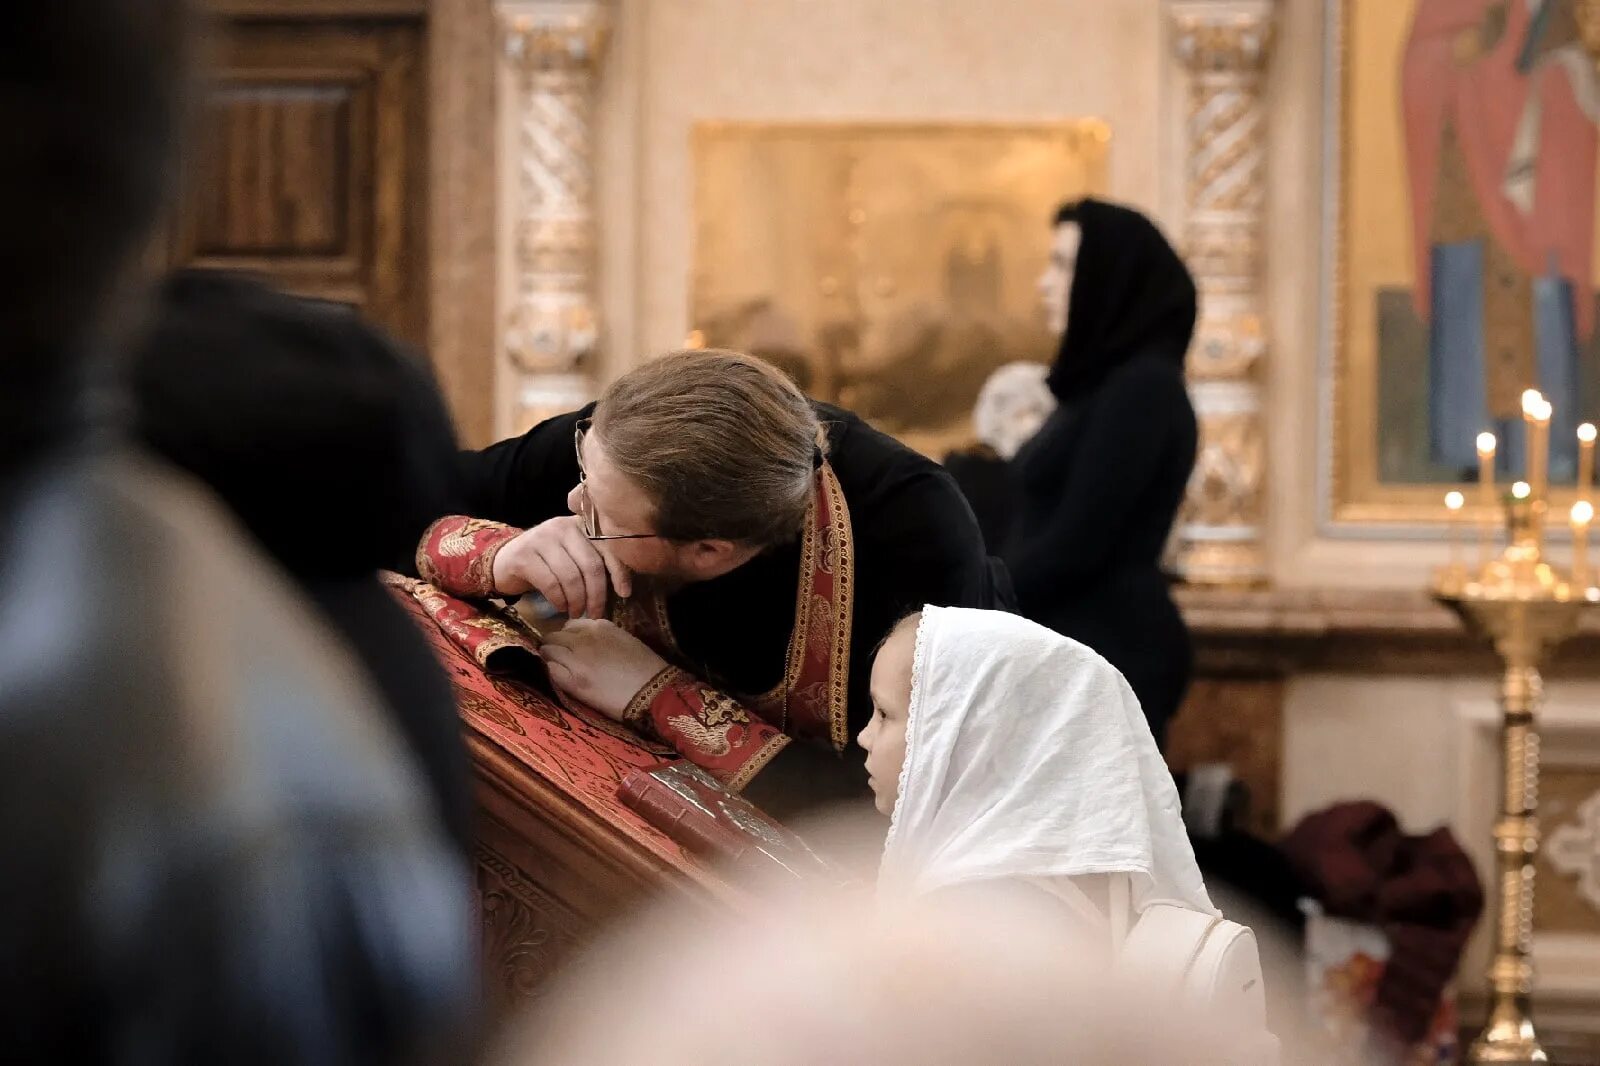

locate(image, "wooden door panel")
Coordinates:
174 13 425 345
195 83 356 257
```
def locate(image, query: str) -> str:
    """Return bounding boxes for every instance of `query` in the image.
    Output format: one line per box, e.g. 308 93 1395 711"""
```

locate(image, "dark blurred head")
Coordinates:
0 3 191 418
133 271 462 579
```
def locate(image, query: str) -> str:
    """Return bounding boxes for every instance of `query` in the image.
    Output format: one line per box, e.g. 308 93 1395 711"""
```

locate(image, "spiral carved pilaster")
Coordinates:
498 1 611 429
1170 0 1277 585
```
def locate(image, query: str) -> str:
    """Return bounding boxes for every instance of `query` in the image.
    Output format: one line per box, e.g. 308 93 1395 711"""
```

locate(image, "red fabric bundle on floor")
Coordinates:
1282 801 1484 1045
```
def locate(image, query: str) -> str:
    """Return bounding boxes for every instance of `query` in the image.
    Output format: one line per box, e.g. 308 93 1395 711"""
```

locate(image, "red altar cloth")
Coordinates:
388 583 689 872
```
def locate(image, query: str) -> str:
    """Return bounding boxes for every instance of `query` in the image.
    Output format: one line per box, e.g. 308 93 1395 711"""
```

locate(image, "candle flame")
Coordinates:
1536 399 1553 422
1581 423 1597 444
1444 491 1465 510
1513 481 1532 499
1477 431 1497 455
1522 388 1545 416
1575 501 1596 526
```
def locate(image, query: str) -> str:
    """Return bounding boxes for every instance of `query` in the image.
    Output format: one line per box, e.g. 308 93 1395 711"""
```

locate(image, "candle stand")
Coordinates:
1432 399 1596 1065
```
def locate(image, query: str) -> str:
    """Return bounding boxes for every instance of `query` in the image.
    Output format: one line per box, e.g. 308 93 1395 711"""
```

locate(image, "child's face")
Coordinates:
859 622 916 817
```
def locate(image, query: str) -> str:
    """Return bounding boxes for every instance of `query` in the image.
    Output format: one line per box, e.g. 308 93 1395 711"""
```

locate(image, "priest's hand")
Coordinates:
540 619 667 721
491 516 633 619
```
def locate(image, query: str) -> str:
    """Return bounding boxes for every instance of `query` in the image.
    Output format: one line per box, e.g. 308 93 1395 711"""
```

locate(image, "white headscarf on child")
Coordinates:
880 605 1215 917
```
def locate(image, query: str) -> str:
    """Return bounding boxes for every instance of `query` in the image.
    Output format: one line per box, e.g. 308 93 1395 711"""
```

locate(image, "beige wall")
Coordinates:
593 0 1174 384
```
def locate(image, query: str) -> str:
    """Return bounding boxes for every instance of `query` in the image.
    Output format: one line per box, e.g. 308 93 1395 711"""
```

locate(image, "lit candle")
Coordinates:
1522 389 1551 501
1445 490 1465 572
1580 423 1596 499
1477 431 1497 564
1573 500 1594 588
1511 481 1534 554
1537 399 1554 553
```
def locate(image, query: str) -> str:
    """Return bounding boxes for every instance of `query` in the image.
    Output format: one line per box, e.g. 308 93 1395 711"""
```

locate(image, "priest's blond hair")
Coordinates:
594 348 825 545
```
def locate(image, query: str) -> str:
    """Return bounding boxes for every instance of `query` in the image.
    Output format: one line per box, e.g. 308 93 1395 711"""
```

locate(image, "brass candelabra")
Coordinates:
1432 394 1597 1065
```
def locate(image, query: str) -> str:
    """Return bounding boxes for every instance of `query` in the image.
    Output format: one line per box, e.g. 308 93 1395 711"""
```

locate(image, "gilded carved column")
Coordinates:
497 0 611 431
1170 0 1276 585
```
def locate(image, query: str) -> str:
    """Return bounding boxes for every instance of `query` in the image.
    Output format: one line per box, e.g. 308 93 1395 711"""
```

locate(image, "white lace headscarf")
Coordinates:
880 606 1215 917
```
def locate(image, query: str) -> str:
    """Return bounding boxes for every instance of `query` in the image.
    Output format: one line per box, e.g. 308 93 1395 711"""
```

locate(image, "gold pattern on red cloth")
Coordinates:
697 689 749 727
783 463 854 750
489 677 570 732
665 716 733 758
416 515 521 599
807 594 834 664
382 578 690 868
623 666 676 727
436 516 501 557
496 671 674 756
382 573 541 669
820 523 842 575
638 667 788 790
458 689 529 737
384 573 540 665
387 572 674 753
614 464 856 755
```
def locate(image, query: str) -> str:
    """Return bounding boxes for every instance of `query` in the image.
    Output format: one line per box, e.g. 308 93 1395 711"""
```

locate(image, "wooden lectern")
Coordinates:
393 592 729 1013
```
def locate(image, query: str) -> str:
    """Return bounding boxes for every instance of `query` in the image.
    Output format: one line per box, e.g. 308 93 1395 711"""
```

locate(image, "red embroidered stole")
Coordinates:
613 462 855 751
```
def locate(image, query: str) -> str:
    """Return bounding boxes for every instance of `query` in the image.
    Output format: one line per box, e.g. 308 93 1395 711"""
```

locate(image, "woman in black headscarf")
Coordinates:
1003 199 1199 748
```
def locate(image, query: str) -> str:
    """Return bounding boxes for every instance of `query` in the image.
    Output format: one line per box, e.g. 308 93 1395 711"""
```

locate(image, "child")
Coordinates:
858 605 1215 931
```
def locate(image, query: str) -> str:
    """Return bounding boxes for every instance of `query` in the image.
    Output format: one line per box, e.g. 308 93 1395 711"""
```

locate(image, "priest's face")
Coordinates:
569 428 753 586
1036 220 1081 338
860 617 918 817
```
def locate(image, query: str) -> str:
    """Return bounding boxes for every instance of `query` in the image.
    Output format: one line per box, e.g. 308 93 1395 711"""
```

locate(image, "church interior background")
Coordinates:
176 0 1600 1058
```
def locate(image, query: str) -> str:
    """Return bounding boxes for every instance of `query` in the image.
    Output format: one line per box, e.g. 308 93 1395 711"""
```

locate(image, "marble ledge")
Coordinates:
1174 584 1600 678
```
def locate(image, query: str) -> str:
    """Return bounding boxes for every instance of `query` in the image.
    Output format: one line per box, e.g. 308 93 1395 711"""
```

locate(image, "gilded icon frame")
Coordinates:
1323 0 1600 528
690 120 1110 457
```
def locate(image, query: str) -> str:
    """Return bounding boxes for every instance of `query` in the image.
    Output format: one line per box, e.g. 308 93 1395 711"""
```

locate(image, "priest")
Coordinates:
417 349 1008 811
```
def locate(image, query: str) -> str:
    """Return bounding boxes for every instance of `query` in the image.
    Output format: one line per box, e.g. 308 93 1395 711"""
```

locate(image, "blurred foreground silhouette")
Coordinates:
496 815 1297 1065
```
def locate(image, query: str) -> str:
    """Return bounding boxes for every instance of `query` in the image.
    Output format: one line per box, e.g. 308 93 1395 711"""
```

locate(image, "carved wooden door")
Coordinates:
168 1 428 347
